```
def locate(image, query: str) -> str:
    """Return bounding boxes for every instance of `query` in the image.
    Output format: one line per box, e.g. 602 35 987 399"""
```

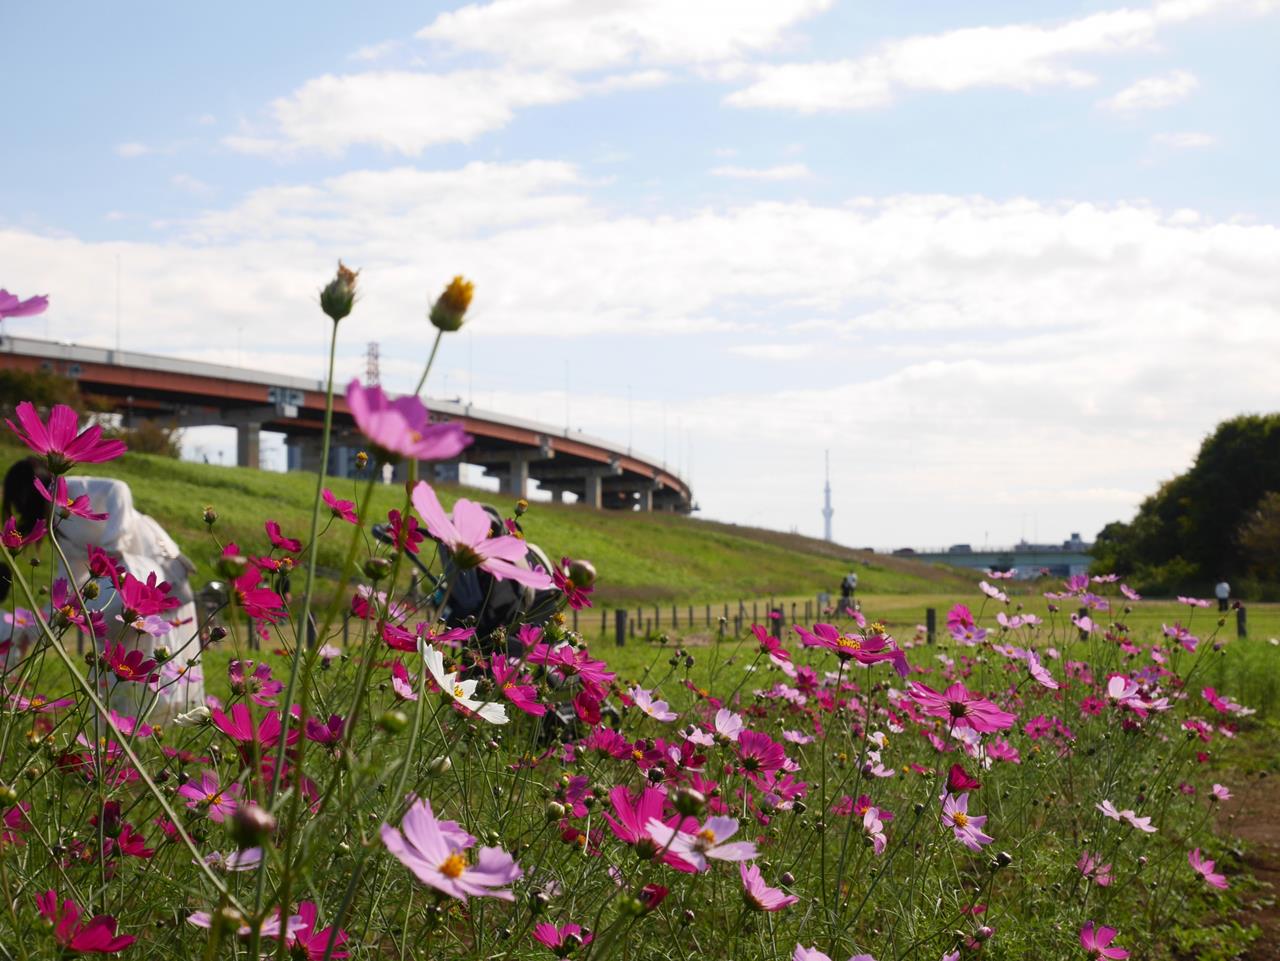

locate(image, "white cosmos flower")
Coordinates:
423 645 508 725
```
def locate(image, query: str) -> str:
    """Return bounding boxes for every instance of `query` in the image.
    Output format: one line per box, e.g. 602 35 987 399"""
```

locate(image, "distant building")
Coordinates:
886 533 1092 578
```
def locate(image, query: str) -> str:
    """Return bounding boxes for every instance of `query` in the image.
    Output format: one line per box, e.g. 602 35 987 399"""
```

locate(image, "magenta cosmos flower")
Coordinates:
533 922 593 957
412 482 553 589
741 862 798 911
35 890 135 954
1079 922 1129 959
35 475 107 521
381 796 521 901
794 623 908 676
322 488 358 524
7 402 126 473
0 289 48 319
346 379 470 463
908 681 1016 733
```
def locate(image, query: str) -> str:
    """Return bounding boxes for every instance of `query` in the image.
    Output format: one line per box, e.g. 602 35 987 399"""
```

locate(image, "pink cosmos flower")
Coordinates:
1210 783 1232 802
1077 852 1113 886
553 556 594 610
741 862 798 911
346 379 471 462
1119 584 1141 601
749 624 792 666
1025 651 1059 690
188 909 305 940
714 708 744 741
177 770 242 823
322 488 358 524
1188 848 1228 889
908 681 1016 733
603 785 696 870
491 655 545 716
391 660 418 701
102 642 159 684
793 947 832 961
646 815 757 871
388 509 424 554
0 289 49 319
265 520 302 553
940 793 993 852
380 796 521 901
35 890 135 954
211 703 296 749
289 901 351 960
738 730 787 780
1095 800 1156 833
793 623 908 676
630 686 677 722
978 580 1008 602
412 482 553 589
34 475 107 521
1176 595 1211 608
1080 922 1129 959
232 567 288 623
533 922 593 956
863 806 887 855
1 516 45 550
7 403 126 474
228 659 284 706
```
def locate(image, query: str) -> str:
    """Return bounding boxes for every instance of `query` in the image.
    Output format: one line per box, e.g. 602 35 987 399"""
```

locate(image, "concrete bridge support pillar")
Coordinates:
236 422 261 469
582 473 603 509
549 488 564 504
499 458 530 499
637 487 653 512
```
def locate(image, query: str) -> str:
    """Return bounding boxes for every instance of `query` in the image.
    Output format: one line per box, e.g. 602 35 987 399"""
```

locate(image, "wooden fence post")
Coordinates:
926 607 936 645
615 609 627 647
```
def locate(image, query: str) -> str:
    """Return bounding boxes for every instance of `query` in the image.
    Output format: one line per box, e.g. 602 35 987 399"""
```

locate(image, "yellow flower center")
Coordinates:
632 749 645 762
438 853 467 879
31 696 45 708
452 684 466 699
838 636 862 651
952 812 969 828
697 828 717 845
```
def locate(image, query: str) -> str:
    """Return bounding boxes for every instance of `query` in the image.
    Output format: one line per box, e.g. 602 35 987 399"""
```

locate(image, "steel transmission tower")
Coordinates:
365 342 380 386
822 450 834 542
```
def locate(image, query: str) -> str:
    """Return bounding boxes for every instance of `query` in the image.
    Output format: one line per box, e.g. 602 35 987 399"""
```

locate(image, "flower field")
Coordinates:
0 268 1270 960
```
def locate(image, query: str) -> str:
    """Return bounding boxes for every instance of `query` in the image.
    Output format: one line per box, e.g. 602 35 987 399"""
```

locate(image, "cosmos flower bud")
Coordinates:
81 580 100 600
568 559 597 589
514 498 529 516
379 710 409 734
320 260 359 323
545 801 567 821
208 626 228 644
173 706 211 727
0 784 17 806
202 506 218 526
230 804 276 849
428 755 452 776
364 557 392 581
429 275 474 332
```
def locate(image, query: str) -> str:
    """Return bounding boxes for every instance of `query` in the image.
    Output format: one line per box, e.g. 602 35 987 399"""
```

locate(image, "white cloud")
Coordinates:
710 163 811 181
1100 70 1198 110
1153 130 1216 147
729 343 816 359
5 163 1280 542
227 70 582 157
418 0 833 71
170 173 212 194
349 39 401 62
116 142 152 158
727 0 1270 111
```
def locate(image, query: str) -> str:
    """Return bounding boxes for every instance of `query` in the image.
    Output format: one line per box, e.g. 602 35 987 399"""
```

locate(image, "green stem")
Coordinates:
412 328 445 397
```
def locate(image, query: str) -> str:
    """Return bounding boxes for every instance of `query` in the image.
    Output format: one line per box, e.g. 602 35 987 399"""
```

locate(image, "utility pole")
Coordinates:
822 450 834 542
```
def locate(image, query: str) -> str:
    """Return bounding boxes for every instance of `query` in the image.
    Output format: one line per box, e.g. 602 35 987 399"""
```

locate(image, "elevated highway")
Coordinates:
2 335 692 512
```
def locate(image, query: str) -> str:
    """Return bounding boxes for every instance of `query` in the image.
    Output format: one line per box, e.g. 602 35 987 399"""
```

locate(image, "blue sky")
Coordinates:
4 1 1279 548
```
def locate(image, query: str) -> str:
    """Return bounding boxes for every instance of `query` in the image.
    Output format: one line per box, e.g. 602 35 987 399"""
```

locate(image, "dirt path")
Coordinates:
1223 772 1280 959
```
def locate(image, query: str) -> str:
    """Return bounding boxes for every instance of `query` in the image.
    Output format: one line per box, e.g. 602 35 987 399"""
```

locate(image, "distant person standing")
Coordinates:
840 571 859 611
1214 578 1231 613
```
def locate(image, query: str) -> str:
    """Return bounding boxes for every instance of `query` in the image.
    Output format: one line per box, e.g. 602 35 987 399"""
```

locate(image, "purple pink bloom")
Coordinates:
346 379 471 462
940 793 993 852
908 682 1016 733
533 922 593 957
740 862 799 911
35 890 135 954
1080 922 1129 959
412 482 553 589
322 488 359 524
380 796 521 901
1188 848 1228 889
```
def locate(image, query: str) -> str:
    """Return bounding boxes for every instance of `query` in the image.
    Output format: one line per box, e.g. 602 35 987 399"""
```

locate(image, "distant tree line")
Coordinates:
1091 413 1280 598
0 369 182 459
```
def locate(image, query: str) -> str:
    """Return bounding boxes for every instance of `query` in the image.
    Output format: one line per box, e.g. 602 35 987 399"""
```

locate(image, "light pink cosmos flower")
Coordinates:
411 482 553 589
1210 783 1231 802
793 946 832 961
203 848 262 872
1025 651 1058 690
1079 922 1129 959
940 793 993 852
714 708 744 741
1188 848 1228 889
1096 801 1156 833
0 289 49 319
1119 584 1141 601
646 815 757 872
380 796 521 901
740 862 799 911
188 909 305 940
1176 595 1211 608
391 661 418 701
630 687 677 722
6 402 126 473
978 580 1008 602
345 379 471 462
1077 852 1113 886
863 806 887 855
177 770 241 823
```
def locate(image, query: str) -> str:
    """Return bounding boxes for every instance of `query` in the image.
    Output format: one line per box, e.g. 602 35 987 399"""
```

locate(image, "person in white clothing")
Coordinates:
1214 579 1231 613
1 457 204 723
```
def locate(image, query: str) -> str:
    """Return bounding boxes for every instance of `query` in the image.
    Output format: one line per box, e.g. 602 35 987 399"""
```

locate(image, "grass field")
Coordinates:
0 434 972 608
